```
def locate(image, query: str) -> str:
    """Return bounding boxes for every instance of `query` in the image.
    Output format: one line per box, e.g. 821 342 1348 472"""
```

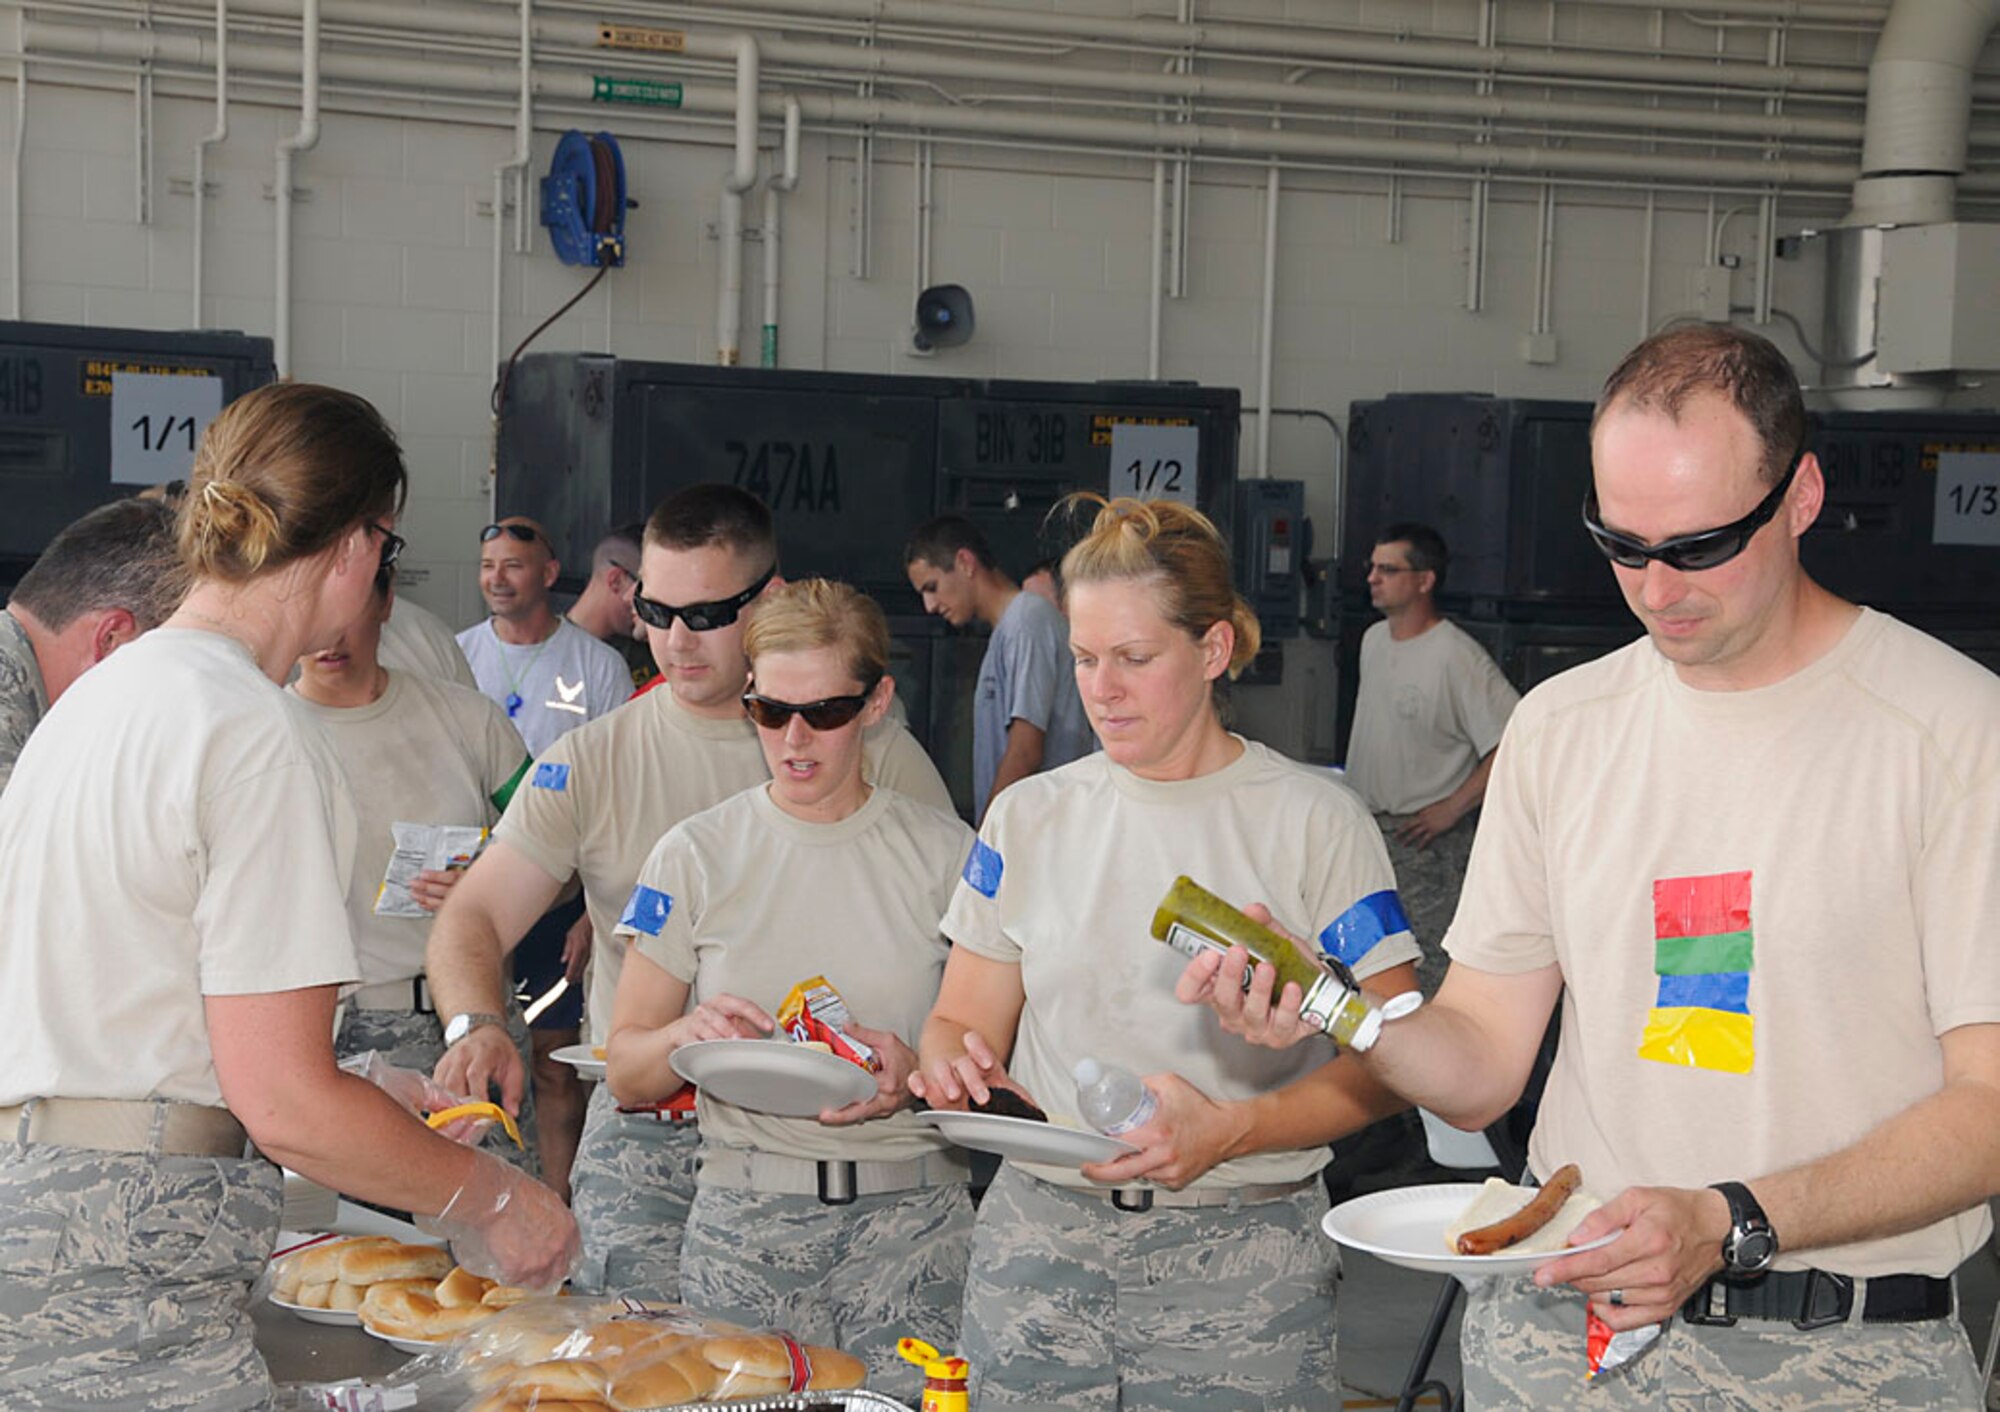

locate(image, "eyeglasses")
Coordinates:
1582 446 1803 573
368 522 406 572
741 683 879 732
632 567 775 633
480 522 544 547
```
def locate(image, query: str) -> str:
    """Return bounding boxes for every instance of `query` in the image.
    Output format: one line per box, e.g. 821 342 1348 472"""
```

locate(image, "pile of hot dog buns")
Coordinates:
269 1236 530 1342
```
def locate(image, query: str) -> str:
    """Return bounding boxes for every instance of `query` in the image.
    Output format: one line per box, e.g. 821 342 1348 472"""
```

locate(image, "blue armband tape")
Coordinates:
1316 889 1411 967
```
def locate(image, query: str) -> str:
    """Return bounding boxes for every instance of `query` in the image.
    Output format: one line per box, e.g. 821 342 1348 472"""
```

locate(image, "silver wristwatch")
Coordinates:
442 1011 506 1047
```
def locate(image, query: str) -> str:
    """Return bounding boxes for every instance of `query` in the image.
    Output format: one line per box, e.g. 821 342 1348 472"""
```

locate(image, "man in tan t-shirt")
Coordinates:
1196 326 2000 1407
1344 522 1518 990
425 485 952 1299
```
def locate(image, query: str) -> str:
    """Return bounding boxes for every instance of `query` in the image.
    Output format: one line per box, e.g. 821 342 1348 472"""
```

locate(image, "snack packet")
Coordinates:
777 975 880 1073
1586 1307 1663 1381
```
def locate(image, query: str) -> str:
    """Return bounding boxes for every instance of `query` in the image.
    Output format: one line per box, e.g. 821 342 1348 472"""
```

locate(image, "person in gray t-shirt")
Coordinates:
906 516 1093 822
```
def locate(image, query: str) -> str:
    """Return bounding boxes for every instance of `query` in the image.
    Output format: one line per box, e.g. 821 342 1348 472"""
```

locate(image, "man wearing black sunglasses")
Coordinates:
1212 326 2000 1409
427 484 953 1302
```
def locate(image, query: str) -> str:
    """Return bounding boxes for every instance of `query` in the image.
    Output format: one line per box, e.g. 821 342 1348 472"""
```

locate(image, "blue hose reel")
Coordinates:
541 130 629 268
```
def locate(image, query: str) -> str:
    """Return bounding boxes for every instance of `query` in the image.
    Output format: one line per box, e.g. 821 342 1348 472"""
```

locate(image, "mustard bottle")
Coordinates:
1151 875 1418 1050
898 1337 970 1412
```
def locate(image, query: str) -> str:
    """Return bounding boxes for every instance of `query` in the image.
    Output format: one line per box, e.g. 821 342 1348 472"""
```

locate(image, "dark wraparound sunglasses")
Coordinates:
633 567 775 633
1582 445 1803 573
742 681 880 732
480 522 545 546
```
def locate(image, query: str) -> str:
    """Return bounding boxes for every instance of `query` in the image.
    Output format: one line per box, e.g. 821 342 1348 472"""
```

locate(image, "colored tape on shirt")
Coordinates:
1638 1007 1755 1075
962 838 1004 899
1639 869 1755 1075
1654 971 1750 1014
532 762 571 791
619 884 672 936
490 754 533 814
1317 889 1411 968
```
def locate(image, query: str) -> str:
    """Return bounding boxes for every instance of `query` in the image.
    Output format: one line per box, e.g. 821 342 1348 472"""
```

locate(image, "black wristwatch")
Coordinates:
1711 1181 1778 1276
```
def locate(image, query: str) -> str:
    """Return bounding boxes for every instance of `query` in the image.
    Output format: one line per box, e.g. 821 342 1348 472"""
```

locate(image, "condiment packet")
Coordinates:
776 975 880 1072
1586 1308 1663 1381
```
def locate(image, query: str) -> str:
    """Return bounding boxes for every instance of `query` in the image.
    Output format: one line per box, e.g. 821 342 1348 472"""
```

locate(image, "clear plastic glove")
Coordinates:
337 1049 486 1142
417 1148 580 1291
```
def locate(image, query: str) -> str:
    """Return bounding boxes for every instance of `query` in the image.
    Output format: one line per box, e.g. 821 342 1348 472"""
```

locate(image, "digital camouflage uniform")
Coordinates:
1376 812 1478 995
1461 1274 1983 1411
0 1127 283 1410
569 1082 699 1300
962 1163 1338 1412
677 1168 973 1407
0 610 50 800
335 1000 542 1177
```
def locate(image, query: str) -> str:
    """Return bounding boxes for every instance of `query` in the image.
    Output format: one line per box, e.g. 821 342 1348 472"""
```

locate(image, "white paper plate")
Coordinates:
362 1323 442 1356
1322 1182 1616 1279
915 1109 1137 1167
670 1038 877 1117
551 1042 606 1081
268 1293 362 1326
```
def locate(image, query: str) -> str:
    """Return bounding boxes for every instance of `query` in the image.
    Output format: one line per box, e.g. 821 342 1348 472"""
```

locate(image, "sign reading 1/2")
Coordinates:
111 371 225 486
1108 421 1200 507
1934 451 2000 548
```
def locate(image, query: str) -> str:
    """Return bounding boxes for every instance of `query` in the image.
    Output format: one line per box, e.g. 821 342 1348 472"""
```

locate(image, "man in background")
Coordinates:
566 524 655 691
1343 522 1518 989
1 498 185 796
905 516 1093 823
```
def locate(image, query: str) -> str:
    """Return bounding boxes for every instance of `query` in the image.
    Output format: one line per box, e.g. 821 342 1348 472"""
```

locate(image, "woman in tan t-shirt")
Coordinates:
0 384 575 1410
608 579 975 1400
914 497 1420 1411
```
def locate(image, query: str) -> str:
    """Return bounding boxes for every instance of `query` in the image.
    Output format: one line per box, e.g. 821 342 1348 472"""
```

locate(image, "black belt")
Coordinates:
1680 1269 1951 1330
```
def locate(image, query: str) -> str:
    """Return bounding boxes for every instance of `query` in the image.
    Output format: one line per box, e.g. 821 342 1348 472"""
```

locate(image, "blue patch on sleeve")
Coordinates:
1655 971 1751 1014
962 838 1004 899
1317 889 1412 967
531 762 571 791
618 884 672 936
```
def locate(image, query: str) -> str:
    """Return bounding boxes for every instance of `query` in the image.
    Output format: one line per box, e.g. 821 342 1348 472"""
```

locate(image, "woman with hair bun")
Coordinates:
914 495 1422 1411
0 383 577 1410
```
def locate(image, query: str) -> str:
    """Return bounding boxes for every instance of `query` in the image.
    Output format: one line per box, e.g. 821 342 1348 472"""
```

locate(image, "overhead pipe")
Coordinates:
1846 0 2000 226
272 0 319 377
191 0 226 327
760 94 799 367
716 33 758 365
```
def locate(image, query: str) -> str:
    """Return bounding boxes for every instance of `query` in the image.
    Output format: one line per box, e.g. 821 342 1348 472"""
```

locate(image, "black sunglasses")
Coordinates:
480 522 544 546
369 521 405 573
742 682 879 732
633 567 775 633
1582 446 1803 573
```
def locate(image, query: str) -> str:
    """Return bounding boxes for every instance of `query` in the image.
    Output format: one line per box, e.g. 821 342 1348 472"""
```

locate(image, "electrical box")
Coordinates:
1877 222 2000 373
1233 478 1306 638
0 320 275 592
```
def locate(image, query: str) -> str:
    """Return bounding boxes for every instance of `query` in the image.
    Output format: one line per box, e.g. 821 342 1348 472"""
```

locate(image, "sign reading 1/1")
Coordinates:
111 371 225 486
1934 451 2000 547
1108 422 1200 507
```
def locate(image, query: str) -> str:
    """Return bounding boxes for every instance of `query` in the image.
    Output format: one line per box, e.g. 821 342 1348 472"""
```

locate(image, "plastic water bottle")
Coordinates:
1073 1058 1157 1137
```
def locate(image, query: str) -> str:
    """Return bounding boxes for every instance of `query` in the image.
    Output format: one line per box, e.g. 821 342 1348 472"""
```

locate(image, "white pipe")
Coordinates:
191 0 225 327
490 0 531 410
1847 0 2000 226
272 0 319 378
717 33 758 366
1254 154 1278 479
1146 158 1163 378
11 10 25 319
760 94 798 367
1638 191 1655 338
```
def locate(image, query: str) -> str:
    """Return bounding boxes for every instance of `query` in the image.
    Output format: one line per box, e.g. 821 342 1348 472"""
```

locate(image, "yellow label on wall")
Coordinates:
597 24 685 53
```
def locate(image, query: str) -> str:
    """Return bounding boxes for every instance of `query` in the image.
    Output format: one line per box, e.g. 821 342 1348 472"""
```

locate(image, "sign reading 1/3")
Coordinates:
1108 422 1200 507
1934 451 2000 548
111 371 225 486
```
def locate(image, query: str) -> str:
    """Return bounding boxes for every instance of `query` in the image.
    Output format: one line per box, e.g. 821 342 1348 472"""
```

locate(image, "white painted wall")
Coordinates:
0 7 1908 645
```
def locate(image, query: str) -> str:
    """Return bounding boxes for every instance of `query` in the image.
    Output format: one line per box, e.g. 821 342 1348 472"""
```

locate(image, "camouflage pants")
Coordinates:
0 1139 283 1410
1462 1273 1983 1410
1377 811 1478 995
569 1081 699 1299
678 1168 973 1406
335 998 542 1178
961 1164 1338 1412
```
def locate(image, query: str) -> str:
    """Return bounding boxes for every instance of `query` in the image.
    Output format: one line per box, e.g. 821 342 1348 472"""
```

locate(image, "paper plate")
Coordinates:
1322 1182 1615 1279
362 1323 443 1356
551 1042 606 1081
915 1109 1137 1167
268 1293 362 1327
670 1038 876 1117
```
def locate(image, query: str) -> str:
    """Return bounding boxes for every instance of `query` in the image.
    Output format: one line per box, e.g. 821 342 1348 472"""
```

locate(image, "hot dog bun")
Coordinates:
1444 1170 1597 1256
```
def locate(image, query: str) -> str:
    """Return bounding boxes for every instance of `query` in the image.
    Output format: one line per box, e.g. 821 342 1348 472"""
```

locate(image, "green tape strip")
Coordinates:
593 75 683 107
1654 930 1754 976
490 754 532 815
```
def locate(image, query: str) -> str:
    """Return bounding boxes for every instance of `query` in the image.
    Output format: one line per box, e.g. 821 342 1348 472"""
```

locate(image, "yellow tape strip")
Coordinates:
426 1101 524 1148
1637 1006 1754 1075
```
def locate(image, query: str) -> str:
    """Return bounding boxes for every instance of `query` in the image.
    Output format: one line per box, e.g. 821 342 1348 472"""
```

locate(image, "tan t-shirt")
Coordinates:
495 686 954 1044
1447 609 2000 1277
379 596 479 689
618 784 974 1163
292 670 528 987
1345 618 1519 816
941 738 1421 1190
0 629 361 1108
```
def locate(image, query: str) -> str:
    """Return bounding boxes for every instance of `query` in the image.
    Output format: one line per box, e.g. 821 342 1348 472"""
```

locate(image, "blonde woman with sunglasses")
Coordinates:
606 578 974 1403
